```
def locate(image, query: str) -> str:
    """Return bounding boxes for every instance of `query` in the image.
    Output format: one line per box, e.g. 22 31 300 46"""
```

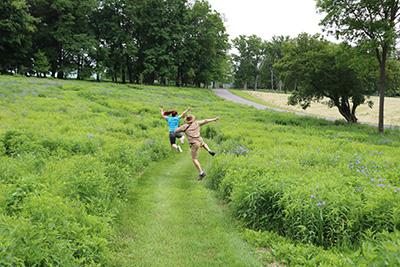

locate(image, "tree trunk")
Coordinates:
176 69 181 87
337 107 358 123
77 55 81 80
127 56 133 83
377 46 387 133
121 66 126 84
113 64 117 83
271 68 274 90
337 98 358 123
57 71 64 79
160 77 166 86
57 45 64 79
244 81 248 90
254 75 258 91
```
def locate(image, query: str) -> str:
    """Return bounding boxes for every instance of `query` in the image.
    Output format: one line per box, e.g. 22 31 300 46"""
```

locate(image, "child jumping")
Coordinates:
160 107 190 152
175 114 219 180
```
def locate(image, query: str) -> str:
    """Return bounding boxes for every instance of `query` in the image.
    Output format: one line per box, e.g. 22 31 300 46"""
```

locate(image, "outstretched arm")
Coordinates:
160 107 167 119
180 107 191 118
198 117 220 126
175 124 187 133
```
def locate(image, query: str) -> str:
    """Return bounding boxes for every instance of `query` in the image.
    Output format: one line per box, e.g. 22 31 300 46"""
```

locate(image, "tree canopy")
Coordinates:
276 34 376 123
0 0 229 87
232 35 266 89
0 0 36 72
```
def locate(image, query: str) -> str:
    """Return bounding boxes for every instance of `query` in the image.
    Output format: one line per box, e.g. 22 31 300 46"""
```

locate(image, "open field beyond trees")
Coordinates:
240 90 400 126
0 76 400 266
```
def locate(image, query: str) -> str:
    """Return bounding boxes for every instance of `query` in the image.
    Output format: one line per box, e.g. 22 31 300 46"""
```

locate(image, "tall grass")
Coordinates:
1 75 399 265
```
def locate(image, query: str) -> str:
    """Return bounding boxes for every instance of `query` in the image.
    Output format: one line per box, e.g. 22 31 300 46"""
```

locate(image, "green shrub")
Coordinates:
211 141 400 248
206 155 237 191
0 194 111 266
2 131 46 157
242 229 346 266
57 156 115 216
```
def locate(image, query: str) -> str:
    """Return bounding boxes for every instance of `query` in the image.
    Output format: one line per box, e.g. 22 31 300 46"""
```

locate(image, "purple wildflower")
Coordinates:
317 201 326 207
355 186 363 192
87 133 94 139
310 195 316 199
377 184 385 188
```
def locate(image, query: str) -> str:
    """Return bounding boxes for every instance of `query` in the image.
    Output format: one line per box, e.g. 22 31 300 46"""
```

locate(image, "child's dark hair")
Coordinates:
163 110 178 117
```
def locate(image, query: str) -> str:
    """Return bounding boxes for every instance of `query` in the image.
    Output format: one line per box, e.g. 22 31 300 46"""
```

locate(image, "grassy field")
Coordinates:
1 75 400 266
236 90 400 126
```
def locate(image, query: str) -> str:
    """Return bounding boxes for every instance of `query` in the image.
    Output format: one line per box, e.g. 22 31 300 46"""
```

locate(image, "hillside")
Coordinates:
1 76 400 266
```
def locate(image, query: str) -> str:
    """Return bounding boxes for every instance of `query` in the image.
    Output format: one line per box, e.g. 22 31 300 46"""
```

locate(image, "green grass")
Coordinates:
1 75 400 266
112 153 261 267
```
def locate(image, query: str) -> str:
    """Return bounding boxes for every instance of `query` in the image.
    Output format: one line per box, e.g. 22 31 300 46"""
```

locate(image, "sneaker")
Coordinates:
208 150 216 156
177 145 183 153
198 172 206 181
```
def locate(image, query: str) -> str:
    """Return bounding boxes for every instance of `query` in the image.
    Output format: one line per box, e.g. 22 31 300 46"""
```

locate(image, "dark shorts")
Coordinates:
169 132 183 145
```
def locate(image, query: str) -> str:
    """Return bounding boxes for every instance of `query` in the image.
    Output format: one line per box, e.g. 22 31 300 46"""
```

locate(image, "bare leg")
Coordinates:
192 159 203 173
203 143 212 152
203 143 216 156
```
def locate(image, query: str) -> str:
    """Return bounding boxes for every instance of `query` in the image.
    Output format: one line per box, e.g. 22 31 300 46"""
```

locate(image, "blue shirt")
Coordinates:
166 116 181 132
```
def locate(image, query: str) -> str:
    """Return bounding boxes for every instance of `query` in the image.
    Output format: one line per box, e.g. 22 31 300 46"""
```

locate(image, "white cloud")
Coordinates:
207 0 333 41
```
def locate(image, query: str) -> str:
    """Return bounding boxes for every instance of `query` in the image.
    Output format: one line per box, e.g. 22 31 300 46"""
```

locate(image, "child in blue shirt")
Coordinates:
160 107 190 152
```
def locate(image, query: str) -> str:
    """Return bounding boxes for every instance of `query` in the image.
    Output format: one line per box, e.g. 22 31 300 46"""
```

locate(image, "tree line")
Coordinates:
0 0 229 87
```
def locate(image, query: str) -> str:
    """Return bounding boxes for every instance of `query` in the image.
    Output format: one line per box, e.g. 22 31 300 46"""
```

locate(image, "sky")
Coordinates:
207 0 331 41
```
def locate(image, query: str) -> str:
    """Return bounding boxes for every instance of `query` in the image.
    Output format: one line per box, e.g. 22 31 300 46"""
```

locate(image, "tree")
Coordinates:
0 0 36 73
33 50 50 77
95 0 137 83
317 0 400 131
189 0 229 87
232 35 266 89
28 0 97 79
275 34 375 123
2 0 229 87
262 36 289 90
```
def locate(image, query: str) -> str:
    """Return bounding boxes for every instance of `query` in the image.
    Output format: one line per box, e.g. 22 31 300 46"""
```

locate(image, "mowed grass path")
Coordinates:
111 153 261 267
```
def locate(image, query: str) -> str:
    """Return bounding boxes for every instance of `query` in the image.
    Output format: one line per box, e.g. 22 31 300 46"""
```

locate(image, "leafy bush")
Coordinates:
210 136 400 248
2 131 46 157
0 194 110 266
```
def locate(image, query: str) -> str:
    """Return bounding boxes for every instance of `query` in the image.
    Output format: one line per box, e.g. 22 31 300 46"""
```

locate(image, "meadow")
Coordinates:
0 75 399 266
234 89 400 127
